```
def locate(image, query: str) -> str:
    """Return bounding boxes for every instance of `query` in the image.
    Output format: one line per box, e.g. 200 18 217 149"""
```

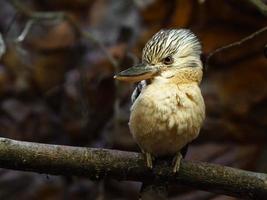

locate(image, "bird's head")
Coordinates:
114 29 203 84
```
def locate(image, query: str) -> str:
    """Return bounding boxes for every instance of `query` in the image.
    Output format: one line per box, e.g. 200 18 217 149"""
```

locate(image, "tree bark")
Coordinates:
0 137 266 199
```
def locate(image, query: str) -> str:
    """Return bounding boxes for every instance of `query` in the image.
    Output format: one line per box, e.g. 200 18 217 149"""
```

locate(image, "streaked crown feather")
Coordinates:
142 29 201 65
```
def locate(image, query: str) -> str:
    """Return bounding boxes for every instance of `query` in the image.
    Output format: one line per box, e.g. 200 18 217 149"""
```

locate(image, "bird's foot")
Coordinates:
172 152 182 173
143 152 153 169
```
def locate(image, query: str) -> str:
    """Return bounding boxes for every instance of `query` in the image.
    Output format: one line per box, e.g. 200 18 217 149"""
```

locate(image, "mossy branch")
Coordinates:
0 137 266 199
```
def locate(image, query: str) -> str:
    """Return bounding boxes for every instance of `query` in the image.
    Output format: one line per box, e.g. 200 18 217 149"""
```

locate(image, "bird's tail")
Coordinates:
139 144 189 199
139 181 168 200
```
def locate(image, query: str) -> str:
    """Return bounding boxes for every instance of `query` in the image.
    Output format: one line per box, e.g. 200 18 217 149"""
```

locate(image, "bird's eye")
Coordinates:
162 56 173 65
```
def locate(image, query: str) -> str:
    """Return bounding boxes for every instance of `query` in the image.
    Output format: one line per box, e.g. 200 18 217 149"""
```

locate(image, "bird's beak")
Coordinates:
114 63 159 82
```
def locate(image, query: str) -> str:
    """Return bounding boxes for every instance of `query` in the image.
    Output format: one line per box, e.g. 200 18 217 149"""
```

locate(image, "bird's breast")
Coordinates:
129 83 205 156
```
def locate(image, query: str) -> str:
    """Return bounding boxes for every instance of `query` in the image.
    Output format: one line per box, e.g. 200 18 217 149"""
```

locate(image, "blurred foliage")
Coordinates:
0 0 266 199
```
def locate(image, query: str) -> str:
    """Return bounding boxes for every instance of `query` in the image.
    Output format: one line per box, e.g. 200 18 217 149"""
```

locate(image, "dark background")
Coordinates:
0 0 267 199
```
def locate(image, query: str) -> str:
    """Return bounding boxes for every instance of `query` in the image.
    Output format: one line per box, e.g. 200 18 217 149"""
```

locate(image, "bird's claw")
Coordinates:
172 152 182 173
144 152 153 169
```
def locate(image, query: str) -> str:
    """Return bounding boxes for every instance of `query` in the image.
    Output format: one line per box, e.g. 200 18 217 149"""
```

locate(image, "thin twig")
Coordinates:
206 26 267 69
247 0 267 16
8 0 119 68
0 137 266 199
15 19 34 42
0 33 6 59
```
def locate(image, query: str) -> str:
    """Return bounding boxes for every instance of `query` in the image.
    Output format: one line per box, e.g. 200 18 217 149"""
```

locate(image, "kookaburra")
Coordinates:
114 29 205 172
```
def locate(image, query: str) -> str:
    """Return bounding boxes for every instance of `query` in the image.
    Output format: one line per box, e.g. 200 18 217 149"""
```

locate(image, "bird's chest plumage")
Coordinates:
129 82 205 156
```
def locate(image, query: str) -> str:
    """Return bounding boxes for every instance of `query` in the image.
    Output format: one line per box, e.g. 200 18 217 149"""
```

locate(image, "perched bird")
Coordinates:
114 29 205 172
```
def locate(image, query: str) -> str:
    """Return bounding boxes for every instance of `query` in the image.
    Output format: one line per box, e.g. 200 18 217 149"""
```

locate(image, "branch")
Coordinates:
0 137 266 199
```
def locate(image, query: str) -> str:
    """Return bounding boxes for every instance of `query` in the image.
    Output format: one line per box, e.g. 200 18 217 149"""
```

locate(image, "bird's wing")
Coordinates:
131 80 147 104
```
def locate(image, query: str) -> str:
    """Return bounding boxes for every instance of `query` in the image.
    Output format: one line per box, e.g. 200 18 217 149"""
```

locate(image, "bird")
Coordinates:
114 29 205 173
